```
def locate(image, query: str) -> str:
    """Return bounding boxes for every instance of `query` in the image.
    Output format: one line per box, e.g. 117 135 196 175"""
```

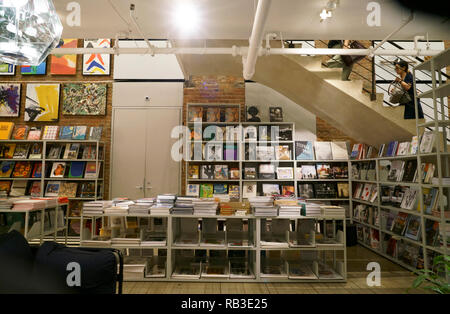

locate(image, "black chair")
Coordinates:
0 230 123 294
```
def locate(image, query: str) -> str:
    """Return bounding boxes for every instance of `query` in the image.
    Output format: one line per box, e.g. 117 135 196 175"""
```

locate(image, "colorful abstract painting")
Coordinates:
0 84 20 117
62 83 107 115
50 38 78 75
21 60 47 75
83 39 110 75
0 63 15 75
24 84 60 122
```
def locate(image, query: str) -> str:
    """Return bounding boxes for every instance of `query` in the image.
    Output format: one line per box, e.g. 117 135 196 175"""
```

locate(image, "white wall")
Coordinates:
245 82 317 141
113 40 185 80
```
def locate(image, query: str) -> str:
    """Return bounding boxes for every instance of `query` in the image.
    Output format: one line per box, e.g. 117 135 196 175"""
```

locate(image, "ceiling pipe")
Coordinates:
129 3 155 56
369 11 414 57
243 0 272 80
51 47 442 57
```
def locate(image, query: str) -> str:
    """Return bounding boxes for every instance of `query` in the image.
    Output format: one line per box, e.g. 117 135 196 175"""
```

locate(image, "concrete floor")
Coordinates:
122 245 430 294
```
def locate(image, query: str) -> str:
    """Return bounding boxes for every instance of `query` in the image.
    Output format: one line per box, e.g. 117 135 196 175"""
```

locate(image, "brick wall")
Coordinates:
0 40 114 206
181 75 246 194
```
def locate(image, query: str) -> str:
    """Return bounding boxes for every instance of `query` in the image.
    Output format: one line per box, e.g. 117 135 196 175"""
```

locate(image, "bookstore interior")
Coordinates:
0 0 449 296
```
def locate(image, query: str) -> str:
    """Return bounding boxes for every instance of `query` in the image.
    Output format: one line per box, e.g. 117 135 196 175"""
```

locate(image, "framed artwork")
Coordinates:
0 63 15 75
0 84 21 117
50 38 78 75
24 84 60 122
21 60 47 75
62 83 107 115
83 38 111 75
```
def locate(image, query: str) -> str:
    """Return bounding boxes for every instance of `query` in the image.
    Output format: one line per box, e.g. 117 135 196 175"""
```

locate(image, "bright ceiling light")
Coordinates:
0 0 62 65
320 9 332 22
172 2 199 34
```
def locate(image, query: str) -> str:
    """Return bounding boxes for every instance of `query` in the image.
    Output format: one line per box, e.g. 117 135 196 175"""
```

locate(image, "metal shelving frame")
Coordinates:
80 212 346 282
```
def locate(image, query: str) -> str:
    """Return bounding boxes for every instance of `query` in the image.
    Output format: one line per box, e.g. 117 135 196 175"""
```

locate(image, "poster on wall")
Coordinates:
0 63 15 75
62 83 107 115
0 84 21 117
50 38 78 75
24 84 60 122
21 60 47 75
83 39 110 75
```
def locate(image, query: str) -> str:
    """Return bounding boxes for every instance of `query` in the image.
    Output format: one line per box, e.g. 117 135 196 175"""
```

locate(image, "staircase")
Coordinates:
174 40 420 146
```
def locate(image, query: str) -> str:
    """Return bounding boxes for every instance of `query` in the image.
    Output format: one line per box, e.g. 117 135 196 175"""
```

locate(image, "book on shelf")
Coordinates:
276 167 293 179
42 126 59 140
224 144 238 161
0 161 14 177
12 144 29 159
205 144 223 161
0 181 12 195
337 183 349 198
31 163 42 178
81 144 97 160
419 131 435 153
50 162 66 178
391 212 409 235
45 181 61 197
0 122 14 140
378 144 385 157
47 144 62 159
59 126 74 140
63 143 80 159
188 164 199 179
244 167 257 179
404 215 421 241
206 107 220 122
275 145 291 160
366 162 376 181
331 142 348 160
59 182 78 198
9 180 27 196
259 164 276 179
313 183 337 198
186 184 200 196
72 126 87 140
229 167 239 179
410 136 419 155
281 185 295 196
258 127 270 141
213 183 228 196
89 126 103 141
350 143 363 159
200 165 214 179
295 141 314 160
11 125 29 140
396 142 410 156
214 164 228 179
68 161 86 178
425 220 439 246
84 161 100 179
256 146 275 160
387 160 405 182
199 183 213 198
378 160 390 182
80 182 95 197
28 143 42 159
224 107 239 122
316 164 332 179
29 181 41 197
277 125 293 141
299 165 317 179
188 106 203 122
359 163 369 180
269 107 283 122
298 183 315 199
0 143 15 158
353 183 364 199
12 161 32 178
243 182 257 198
386 141 399 157
314 142 332 160
243 126 258 141
228 184 240 199
421 187 439 215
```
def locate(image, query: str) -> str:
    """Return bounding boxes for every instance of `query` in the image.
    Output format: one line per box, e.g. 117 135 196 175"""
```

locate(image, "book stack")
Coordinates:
103 204 129 215
0 198 12 210
81 236 112 247
12 199 46 211
305 202 322 217
170 196 196 215
321 205 346 217
431 177 450 185
123 257 146 280
129 198 154 215
274 197 301 217
31 197 59 208
111 235 141 248
151 194 176 214
249 196 277 216
219 202 234 216
82 201 113 216
193 199 218 216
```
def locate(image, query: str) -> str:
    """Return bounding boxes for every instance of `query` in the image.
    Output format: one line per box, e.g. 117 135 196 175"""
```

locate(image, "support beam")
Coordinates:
242 0 272 80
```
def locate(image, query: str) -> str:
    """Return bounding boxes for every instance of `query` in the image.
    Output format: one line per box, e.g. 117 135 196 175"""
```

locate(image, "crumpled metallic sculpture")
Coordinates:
0 0 62 65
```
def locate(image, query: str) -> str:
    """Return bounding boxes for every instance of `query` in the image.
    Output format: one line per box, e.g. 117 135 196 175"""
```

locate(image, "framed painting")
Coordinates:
0 84 20 117
24 84 60 122
62 83 107 115
0 63 15 75
50 38 78 75
83 38 110 75
21 60 47 75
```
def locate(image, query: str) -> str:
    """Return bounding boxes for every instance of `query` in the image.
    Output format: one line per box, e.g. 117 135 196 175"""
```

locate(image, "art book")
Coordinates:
0 143 15 158
0 181 12 195
213 183 228 195
269 107 283 122
330 142 348 160
316 164 332 179
11 125 28 140
45 181 61 197
12 161 32 178
214 165 228 179
27 127 42 140
300 165 317 179
69 161 86 178
243 182 257 198
201 165 214 179
187 184 200 197
89 126 103 141
224 144 237 161
42 126 59 140
29 181 41 197
59 182 78 198
29 143 42 159
63 143 80 159
282 185 295 196
298 183 315 199
31 163 42 178
72 126 87 140
256 146 275 160
59 126 74 139
276 167 293 179
314 142 332 160
200 184 213 198
47 144 62 159
262 184 280 196
0 122 14 140
228 185 240 199
188 165 199 179
12 144 29 159
206 107 220 122
84 161 99 178
0 161 15 177
229 168 240 179
276 145 291 160
188 106 203 122
50 162 66 178
82 145 97 160
224 107 239 122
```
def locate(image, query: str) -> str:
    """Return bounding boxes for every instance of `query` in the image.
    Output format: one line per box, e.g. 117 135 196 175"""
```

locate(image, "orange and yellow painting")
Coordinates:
50 39 78 75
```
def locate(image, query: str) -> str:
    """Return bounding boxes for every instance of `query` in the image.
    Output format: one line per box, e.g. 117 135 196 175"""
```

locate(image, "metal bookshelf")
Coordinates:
80 212 347 282
349 49 450 278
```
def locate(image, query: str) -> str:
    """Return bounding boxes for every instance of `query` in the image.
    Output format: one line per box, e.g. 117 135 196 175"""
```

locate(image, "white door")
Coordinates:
145 108 181 197
111 108 147 199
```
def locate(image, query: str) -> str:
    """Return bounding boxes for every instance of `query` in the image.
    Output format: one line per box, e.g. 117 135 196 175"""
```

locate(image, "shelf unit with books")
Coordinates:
79 212 346 282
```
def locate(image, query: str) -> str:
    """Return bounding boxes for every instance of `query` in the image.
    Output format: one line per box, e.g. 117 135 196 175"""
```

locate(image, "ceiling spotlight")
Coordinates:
172 2 200 34
320 9 332 22
0 0 62 65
